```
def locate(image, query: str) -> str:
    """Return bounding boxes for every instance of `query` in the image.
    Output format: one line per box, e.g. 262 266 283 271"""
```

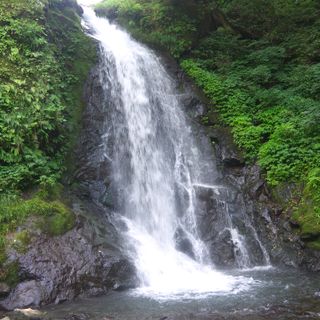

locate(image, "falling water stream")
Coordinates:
81 6 266 298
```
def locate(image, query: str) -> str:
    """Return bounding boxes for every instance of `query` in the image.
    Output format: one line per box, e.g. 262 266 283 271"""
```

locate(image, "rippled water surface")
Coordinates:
44 268 320 320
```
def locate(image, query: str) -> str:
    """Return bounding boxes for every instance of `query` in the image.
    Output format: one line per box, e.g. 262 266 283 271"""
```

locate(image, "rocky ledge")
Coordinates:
0 197 137 311
161 53 320 271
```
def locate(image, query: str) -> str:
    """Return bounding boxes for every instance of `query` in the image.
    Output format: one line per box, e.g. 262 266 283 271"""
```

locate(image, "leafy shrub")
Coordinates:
0 193 75 267
0 0 96 192
96 0 196 58
181 59 320 194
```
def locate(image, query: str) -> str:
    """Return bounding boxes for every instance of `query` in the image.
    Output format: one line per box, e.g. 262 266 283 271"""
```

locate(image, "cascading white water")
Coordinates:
82 7 259 298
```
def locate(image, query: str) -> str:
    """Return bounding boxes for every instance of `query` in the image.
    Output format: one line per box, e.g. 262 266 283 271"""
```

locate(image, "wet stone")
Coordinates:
0 284 10 299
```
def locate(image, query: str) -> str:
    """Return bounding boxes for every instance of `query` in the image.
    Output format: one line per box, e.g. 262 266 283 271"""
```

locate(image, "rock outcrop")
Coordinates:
0 197 137 311
162 54 320 270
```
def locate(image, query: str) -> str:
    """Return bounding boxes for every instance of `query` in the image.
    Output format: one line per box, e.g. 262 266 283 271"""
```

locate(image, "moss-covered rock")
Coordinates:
37 201 75 236
11 231 31 254
0 261 20 289
288 169 320 247
0 196 136 311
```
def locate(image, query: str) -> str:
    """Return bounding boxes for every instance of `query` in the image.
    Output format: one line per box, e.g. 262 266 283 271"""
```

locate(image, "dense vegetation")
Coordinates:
0 0 96 282
0 0 96 192
96 0 320 245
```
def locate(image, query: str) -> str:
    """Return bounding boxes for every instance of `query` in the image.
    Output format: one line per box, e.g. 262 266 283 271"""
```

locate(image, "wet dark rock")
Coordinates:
0 202 137 311
209 229 235 267
301 249 320 271
63 313 90 320
208 128 244 168
174 228 195 260
0 284 10 299
220 144 244 168
181 95 206 118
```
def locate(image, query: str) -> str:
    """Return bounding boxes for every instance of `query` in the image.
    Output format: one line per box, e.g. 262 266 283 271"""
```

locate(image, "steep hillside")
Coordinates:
0 0 96 286
96 0 320 248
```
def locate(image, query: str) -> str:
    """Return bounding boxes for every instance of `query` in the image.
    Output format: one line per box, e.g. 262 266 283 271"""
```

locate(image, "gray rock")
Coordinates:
1 308 48 320
174 228 195 259
63 313 90 320
3 281 42 310
0 284 10 299
0 199 137 310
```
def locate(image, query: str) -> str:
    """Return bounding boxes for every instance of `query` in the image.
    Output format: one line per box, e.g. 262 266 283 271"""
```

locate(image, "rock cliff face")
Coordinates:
162 55 320 271
1 201 136 311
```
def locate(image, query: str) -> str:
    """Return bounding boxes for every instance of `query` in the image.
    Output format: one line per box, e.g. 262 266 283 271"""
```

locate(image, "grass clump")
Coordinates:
0 261 20 288
11 230 32 254
0 187 75 276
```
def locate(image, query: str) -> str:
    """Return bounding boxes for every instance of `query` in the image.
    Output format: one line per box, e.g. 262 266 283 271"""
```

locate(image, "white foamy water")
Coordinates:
82 7 258 299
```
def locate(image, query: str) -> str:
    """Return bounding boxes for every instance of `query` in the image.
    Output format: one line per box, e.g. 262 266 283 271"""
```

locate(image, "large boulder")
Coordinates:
0 200 137 311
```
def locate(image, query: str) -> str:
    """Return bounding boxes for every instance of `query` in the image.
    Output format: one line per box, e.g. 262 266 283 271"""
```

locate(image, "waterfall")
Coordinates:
82 7 268 298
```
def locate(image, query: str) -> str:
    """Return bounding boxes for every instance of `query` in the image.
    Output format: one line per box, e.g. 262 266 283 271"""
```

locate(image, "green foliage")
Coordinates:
0 0 96 192
96 0 197 58
221 0 320 40
0 261 20 288
0 192 75 269
0 0 63 191
96 0 143 14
